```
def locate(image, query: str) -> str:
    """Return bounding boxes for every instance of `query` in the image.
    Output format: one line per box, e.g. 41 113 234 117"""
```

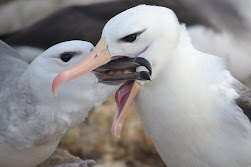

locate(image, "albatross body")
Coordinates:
0 40 119 167
55 5 251 167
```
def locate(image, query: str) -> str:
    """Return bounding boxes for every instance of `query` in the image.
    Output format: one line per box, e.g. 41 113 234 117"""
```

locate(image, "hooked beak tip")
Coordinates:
113 132 121 138
53 90 57 96
112 125 121 138
52 72 67 96
52 82 58 97
115 134 121 138
52 82 58 96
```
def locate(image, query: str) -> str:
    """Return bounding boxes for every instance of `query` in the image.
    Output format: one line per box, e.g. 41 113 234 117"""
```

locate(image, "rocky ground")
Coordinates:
59 97 166 167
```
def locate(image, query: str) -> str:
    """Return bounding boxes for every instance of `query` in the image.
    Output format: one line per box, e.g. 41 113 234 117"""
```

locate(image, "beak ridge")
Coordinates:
52 38 110 96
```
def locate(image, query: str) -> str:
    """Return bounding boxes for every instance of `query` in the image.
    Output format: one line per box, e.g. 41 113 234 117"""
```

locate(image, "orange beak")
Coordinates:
52 38 111 96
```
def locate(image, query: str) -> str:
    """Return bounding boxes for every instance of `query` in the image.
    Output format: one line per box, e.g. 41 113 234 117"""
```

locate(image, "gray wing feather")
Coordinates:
233 81 251 120
0 40 28 131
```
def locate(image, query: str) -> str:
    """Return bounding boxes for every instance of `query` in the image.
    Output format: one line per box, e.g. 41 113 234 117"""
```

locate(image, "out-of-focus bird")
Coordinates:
0 39 151 166
54 5 251 167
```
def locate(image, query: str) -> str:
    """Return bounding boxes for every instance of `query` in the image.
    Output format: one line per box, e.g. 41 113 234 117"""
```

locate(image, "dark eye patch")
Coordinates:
120 29 146 43
121 33 138 42
60 52 76 62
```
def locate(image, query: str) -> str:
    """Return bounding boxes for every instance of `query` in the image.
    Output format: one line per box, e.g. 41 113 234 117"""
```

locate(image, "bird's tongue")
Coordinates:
112 81 140 138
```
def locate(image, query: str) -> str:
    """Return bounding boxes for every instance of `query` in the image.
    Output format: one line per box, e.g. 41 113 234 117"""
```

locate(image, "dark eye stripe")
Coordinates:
120 29 146 43
121 33 137 42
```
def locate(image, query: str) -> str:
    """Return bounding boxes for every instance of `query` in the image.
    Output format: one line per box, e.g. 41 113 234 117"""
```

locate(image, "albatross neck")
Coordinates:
134 30 251 166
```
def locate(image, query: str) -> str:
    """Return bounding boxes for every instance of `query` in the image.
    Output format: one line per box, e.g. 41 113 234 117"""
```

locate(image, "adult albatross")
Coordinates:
53 5 251 167
2 0 251 87
0 39 150 167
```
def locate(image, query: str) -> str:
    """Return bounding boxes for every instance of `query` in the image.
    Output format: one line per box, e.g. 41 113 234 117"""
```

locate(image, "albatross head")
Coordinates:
102 5 179 80
28 41 122 119
52 5 181 137
28 41 113 111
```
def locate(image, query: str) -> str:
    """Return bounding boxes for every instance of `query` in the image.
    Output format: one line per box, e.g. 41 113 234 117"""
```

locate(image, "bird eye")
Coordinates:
121 33 137 42
61 53 73 62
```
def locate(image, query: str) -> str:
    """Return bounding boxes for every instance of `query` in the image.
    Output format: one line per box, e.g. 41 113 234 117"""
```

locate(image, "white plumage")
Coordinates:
94 5 251 167
188 25 251 86
2 0 251 88
0 40 118 167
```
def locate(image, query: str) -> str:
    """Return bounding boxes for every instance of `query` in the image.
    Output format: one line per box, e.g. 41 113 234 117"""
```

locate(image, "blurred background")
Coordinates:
0 0 115 34
0 0 251 167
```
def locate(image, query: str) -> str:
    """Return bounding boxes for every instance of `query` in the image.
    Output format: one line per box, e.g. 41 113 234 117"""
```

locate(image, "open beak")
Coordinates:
52 38 152 138
93 57 151 138
93 57 151 84
112 80 141 137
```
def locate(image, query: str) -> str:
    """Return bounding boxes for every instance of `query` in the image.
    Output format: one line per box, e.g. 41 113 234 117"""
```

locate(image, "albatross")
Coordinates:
53 5 251 167
2 0 251 87
0 39 150 167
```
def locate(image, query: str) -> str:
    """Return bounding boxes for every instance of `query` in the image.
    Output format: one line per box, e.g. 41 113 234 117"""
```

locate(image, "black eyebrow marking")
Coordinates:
133 29 147 36
119 29 147 42
60 51 78 55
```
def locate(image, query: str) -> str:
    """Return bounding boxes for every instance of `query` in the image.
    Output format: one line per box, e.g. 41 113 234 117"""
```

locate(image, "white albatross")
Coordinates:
53 5 251 167
2 0 251 87
0 39 151 167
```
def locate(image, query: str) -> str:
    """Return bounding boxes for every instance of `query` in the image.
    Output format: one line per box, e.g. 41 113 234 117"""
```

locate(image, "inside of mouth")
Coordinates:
93 57 137 75
114 81 134 120
99 68 136 75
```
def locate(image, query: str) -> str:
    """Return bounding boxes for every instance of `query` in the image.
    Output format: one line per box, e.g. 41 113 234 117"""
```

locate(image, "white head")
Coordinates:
24 41 118 124
51 5 181 137
102 5 180 80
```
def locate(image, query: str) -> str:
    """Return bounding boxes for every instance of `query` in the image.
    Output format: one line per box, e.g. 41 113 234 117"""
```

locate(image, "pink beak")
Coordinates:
52 38 111 96
52 38 143 138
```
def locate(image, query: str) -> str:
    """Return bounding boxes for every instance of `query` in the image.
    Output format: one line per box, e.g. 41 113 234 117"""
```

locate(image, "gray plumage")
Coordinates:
0 40 118 166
